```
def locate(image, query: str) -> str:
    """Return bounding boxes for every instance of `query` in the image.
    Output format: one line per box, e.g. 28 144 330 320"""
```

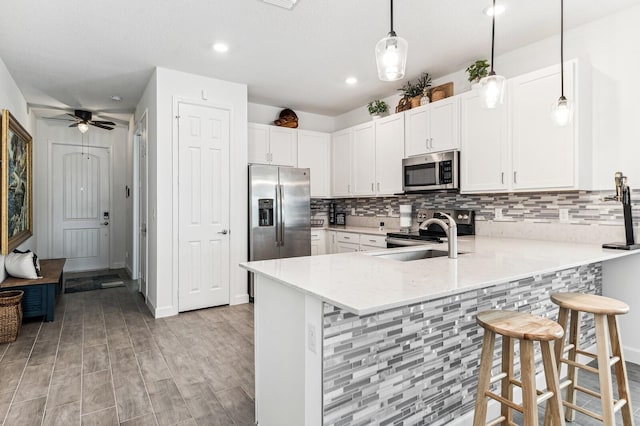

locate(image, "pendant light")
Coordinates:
375 0 408 82
551 0 573 126
479 0 505 108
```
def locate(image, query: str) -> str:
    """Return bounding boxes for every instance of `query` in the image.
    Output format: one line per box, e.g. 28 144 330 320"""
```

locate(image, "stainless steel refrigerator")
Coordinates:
249 164 311 298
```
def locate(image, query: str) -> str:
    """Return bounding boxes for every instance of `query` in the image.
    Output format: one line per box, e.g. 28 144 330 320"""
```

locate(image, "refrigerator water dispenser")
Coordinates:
258 199 274 226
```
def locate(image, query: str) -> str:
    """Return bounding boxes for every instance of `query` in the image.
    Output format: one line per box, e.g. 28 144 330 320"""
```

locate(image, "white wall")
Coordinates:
0 56 36 281
248 102 335 133
333 5 640 190
136 67 248 318
33 120 130 269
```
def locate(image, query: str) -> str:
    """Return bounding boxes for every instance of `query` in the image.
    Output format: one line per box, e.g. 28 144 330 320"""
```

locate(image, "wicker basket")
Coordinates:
0 290 23 344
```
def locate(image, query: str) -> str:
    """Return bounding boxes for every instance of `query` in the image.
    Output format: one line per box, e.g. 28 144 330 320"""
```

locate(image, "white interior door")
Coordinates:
51 144 110 271
138 115 148 298
178 102 231 311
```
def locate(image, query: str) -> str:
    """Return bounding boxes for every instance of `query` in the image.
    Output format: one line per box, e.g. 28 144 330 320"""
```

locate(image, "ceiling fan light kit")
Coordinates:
552 0 573 126
375 0 408 82
77 122 89 133
479 0 505 108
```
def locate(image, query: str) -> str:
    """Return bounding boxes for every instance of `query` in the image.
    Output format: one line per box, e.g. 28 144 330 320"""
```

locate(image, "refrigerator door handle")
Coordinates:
274 185 281 246
279 184 285 246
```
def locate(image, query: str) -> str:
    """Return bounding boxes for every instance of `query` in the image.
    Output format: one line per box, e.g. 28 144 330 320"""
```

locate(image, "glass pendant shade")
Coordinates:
552 96 573 127
479 72 505 109
375 33 408 81
78 122 89 133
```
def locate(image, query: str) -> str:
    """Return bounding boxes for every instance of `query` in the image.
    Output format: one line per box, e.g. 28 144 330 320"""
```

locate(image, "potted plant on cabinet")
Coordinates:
367 100 389 120
466 59 490 88
398 72 432 108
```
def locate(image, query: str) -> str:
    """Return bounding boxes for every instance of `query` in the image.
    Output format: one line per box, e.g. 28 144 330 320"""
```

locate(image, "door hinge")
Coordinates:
175 115 181 119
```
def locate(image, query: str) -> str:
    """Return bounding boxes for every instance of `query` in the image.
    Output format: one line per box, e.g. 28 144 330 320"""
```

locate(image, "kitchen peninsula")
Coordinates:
241 236 640 426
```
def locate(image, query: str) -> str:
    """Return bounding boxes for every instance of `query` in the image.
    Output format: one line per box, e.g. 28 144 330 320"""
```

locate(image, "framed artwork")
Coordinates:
1 110 32 254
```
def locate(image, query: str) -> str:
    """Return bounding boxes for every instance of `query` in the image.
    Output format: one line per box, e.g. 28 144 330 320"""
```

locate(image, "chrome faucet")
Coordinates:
419 212 458 259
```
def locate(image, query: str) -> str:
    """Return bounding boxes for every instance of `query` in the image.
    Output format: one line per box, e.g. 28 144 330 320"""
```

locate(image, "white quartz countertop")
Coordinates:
240 236 640 315
321 225 402 235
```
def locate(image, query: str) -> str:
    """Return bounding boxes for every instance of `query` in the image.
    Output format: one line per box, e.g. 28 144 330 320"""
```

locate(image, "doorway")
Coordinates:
133 112 149 298
177 102 231 311
50 143 111 271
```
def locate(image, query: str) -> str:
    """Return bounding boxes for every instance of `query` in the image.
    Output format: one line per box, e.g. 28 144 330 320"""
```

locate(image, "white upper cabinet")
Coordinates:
248 123 298 167
374 113 405 195
351 122 376 196
298 130 331 197
331 129 353 197
510 60 585 191
460 88 509 193
461 59 591 193
405 97 460 157
248 123 270 165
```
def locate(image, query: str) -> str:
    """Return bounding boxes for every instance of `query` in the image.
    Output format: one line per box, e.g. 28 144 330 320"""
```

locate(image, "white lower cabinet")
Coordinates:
310 229 326 256
336 242 359 253
358 234 387 251
326 231 337 254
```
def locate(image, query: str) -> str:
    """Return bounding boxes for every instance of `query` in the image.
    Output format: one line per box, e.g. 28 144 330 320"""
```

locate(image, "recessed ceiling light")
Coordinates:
345 77 358 85
110 95 122 102
483 4 505 16
213 43 229 53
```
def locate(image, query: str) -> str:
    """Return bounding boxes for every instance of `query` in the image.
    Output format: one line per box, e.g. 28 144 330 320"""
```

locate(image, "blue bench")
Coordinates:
1 258 66 322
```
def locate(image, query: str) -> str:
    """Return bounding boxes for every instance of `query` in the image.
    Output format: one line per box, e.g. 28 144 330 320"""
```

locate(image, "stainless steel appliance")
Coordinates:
402 150 459 192
249 165 311 298
386 209 474 248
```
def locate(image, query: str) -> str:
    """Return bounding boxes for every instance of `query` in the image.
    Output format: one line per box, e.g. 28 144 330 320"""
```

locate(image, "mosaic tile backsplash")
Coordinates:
322 263 601 426
311 190 640 226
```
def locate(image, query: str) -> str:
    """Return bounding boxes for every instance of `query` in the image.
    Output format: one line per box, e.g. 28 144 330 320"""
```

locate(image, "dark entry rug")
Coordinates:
64 271 127 293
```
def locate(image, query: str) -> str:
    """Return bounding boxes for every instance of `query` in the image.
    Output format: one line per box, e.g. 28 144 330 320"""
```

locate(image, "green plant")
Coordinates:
466 59 490 83
398 72 432 98
367 100 388 115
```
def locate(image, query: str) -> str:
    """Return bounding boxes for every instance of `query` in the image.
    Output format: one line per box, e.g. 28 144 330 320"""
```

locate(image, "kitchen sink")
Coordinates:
371 248 463 261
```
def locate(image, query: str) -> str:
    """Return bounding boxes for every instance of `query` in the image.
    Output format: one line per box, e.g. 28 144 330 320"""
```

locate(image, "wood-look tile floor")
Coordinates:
0 282 255 425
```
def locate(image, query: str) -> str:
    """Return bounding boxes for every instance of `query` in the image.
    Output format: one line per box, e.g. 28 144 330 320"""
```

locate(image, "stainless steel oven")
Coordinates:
402 150 459 192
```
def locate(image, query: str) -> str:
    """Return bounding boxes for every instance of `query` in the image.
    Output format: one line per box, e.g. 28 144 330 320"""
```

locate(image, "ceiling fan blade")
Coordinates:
68 122 79 127
66 113 81 120
90 123 114 130
44 117 76 122
91 120 116 126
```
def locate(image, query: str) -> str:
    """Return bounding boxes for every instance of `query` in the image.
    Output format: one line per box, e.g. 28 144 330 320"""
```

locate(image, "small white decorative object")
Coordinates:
400 204 412 232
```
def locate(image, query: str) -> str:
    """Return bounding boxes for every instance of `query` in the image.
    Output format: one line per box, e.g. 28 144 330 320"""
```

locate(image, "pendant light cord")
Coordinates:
490 0 496 73
390 0 395 35
560 0 565 98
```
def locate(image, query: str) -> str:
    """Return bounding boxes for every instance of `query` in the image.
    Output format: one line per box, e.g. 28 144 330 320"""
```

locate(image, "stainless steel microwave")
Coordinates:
402 150 459 192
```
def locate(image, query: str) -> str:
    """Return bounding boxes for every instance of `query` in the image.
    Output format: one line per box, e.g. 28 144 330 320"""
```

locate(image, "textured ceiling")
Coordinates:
0 0 638 117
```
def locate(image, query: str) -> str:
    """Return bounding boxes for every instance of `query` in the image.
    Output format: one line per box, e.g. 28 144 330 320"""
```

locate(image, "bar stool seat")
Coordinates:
551 292 634 425
474 310 566 426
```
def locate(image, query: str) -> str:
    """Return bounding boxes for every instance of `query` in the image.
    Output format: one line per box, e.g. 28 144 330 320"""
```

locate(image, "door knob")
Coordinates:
217 229 228 235
102 222 109 226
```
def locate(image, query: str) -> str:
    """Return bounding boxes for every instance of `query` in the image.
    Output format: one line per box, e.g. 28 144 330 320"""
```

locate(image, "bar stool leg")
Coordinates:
520 340 539 426
501 336 514 426
474 330 496 426
607 314 634 425
563 309 580 421
541 340 566 426
594 313 616 424
554 307 570 367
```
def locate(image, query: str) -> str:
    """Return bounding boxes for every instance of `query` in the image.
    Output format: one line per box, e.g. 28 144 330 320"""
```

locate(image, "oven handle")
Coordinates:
385 237 431 247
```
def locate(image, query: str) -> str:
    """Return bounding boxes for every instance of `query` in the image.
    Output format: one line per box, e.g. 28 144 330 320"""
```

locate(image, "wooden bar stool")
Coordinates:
551 292 634 425
474 310 566 426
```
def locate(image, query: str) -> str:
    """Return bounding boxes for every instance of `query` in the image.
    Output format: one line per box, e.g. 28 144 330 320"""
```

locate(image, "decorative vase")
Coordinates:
420 95 430 106
410 96 421 108
371 114 381 121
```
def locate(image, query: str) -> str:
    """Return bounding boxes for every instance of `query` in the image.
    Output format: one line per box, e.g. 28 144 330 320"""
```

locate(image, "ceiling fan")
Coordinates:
63 110 115 133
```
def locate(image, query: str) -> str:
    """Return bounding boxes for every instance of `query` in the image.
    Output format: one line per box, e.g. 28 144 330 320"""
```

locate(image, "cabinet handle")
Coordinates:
371 183 374 191
344 236 350 239
430 138 434 149
501 172 504 184
369 239 376 243
377 182 380 191
513 171 518 184
426 138 429 150
347 184 351 193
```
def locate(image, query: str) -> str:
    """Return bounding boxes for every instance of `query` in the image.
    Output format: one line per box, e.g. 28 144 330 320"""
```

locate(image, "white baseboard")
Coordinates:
232 293 250 305
624 345 640 365
450 344 597 425
145 297 177 319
